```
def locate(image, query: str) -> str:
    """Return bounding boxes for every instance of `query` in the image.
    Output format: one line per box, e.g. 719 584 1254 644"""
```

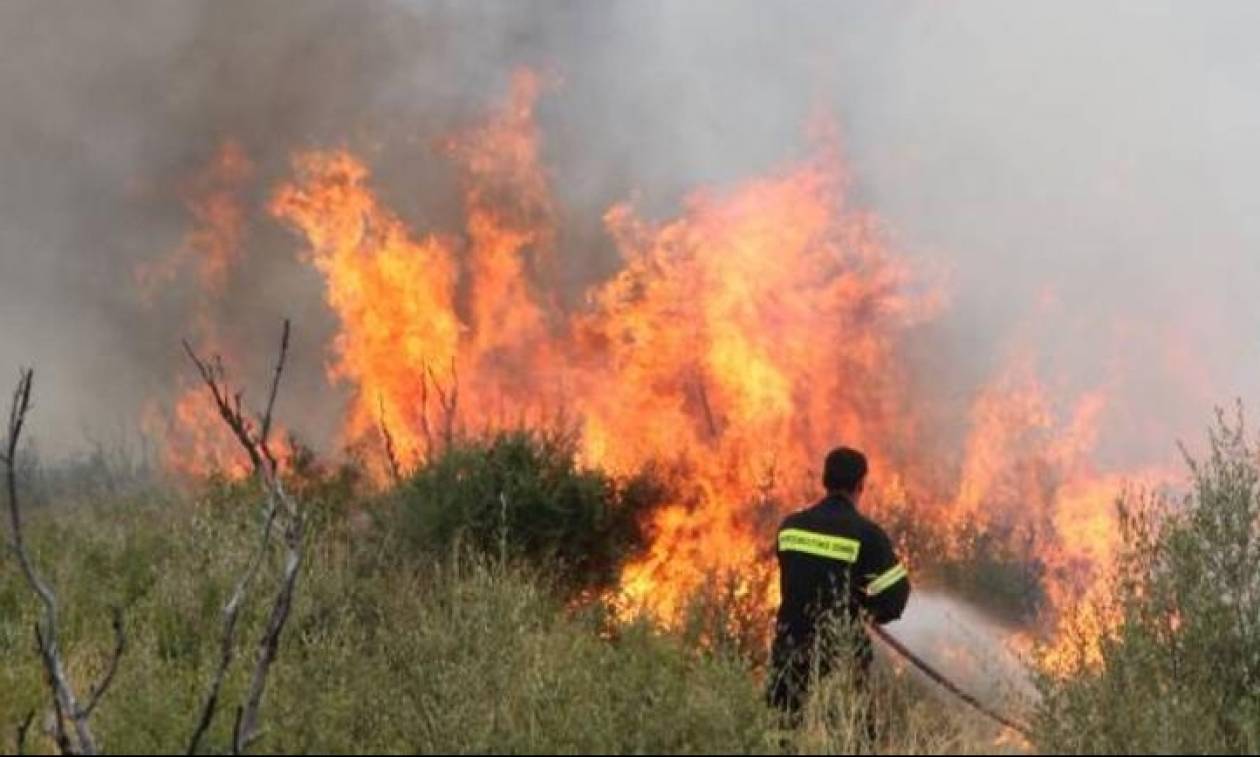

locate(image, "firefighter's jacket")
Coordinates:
773 493 910 650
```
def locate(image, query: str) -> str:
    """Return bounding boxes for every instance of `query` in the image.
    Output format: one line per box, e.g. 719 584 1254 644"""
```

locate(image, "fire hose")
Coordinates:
867 622 1032 740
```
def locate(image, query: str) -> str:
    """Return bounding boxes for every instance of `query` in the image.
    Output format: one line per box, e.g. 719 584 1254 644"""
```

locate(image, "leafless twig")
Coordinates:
378 394 402 485
35 622 73 754
234 505 302 753
4 369 107 755
258 322 291 458
692 372 720 441
231 706 245 754
82 607 126 719
426 359 460 452
183 320 305 755
15 709 34 755
418 370 434 462
186 501 279 755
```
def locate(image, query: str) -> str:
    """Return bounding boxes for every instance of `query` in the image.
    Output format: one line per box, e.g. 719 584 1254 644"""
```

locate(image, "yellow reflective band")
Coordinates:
778 529 861 563
866 564 908 596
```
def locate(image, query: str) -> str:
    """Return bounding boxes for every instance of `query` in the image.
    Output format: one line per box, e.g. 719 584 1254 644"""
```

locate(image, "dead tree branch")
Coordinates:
418 370 434 462
258 322 291 456
378 395 402 485
692 373 720 442
426 359 460 452
15 709 34 755
183 320 305 755
82 606 126 719
5 369 111 755
186 501 279 755
233 511 302 754
35 622 73 754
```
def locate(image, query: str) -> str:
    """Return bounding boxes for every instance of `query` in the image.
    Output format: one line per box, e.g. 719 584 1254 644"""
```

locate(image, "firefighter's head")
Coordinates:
822 447 868 502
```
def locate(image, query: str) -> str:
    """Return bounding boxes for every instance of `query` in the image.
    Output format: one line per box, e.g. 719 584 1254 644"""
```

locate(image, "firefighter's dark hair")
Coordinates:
822 447 868 493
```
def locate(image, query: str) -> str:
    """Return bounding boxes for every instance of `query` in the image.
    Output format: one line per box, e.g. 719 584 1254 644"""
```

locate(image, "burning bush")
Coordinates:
933 518 1046 625
1033 407 1260 753
392 429 668 595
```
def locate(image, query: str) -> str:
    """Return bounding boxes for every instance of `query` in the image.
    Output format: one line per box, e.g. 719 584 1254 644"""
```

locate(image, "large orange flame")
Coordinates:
149 73 1179 653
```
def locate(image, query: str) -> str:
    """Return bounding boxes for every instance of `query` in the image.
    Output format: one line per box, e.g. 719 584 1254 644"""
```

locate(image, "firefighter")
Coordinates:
766 446 911 722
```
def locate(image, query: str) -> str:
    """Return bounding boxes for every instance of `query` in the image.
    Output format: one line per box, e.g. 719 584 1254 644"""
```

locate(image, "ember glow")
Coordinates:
147 72 1178 650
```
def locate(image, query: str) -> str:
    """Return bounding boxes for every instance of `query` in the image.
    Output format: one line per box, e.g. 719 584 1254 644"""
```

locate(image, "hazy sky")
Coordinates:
2 1 1258 460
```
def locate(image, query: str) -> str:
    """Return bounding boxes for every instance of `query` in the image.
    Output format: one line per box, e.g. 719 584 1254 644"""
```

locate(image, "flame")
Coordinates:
573 149 942 618
142 385 252 479
138 140 288 477
150 71 1183 657
270 150 463 463
136 140 253 302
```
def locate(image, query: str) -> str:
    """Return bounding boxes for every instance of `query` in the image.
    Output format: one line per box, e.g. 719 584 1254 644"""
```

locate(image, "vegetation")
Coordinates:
391 429 666 596
1034 408 1260 753
2 432 994 755
933 519 1045 625
23 385 1260 753
42 356 1260 753
877 492 1047 626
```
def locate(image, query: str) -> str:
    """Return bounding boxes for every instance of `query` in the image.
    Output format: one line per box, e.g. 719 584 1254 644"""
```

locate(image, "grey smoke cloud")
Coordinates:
1 0 1257 463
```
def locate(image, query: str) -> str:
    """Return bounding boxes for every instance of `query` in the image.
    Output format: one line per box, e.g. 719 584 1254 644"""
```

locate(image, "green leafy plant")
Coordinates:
393 429 667 595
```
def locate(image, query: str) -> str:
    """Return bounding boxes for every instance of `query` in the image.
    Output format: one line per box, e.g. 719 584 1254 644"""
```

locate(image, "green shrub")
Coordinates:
393 430 666 595
1033 408 1260 753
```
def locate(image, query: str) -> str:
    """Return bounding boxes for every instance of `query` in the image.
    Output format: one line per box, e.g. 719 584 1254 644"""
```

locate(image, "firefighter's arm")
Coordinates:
859 527 910 624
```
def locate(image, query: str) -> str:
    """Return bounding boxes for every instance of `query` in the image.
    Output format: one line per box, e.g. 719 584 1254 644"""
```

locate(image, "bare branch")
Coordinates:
230 706 245 755
35 623 72 755
186 492 280 756
378 395 402 485
6 371 97 754
446 358 459 448
15 709 34 756
181 341 262 473
692 372 719 442
183 321 305 755
425 359 460 452
258 320 291 455
4 371 49 608
235 490 303 752
82 607 126 719
418 370 434 462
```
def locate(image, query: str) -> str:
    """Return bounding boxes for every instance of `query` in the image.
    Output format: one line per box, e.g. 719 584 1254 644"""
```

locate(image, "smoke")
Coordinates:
2 0 1258 463
889 591 1033 713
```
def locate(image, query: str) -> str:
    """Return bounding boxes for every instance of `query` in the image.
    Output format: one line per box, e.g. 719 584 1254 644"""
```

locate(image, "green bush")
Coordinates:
1033 408 1260 753
0 492 769 754
393 430 666 595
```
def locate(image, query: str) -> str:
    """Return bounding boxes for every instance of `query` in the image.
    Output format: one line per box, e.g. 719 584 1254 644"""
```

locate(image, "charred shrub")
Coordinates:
394 429 667 595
